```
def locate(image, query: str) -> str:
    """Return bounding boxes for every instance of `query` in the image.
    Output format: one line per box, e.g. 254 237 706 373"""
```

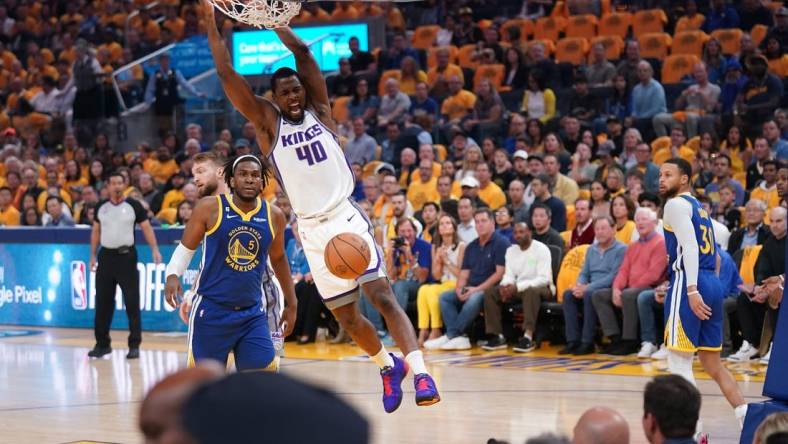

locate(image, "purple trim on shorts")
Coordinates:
348 198 383 277
324 285 360 301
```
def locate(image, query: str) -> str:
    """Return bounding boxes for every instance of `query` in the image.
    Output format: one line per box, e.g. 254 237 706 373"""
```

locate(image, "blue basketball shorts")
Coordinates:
664 269 724 353
187 295 275 371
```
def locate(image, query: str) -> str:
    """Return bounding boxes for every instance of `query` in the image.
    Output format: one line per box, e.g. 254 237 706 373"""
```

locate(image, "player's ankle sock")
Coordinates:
405 350 428 375
735 404 748 429
371 346 395 369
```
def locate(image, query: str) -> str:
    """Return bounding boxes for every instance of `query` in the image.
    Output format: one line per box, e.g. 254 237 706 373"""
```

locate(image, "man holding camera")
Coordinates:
385 218 433 314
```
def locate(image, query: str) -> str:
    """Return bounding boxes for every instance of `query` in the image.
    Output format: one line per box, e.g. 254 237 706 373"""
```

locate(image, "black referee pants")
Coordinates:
95 247 141 349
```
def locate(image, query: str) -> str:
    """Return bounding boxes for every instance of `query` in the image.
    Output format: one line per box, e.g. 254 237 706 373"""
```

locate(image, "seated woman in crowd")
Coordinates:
526 118 545 153
720 125 752 175
570 142 597 189
611 194 636 245
398 56 428 96
520 71 555 125
347 78 379 129
590 179 611 218
416 213 466 347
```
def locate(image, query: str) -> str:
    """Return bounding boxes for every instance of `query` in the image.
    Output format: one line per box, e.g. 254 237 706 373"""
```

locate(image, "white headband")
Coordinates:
232 154 262 172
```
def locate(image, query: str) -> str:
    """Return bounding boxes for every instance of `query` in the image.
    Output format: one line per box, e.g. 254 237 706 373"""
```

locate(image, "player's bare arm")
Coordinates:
165 196 219 308
267 203 297 337
274 26 336 133
202 0 278 152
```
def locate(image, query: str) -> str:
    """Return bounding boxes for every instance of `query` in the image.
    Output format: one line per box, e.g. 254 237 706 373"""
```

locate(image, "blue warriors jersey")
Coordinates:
664 194 718 275
194 194 274 307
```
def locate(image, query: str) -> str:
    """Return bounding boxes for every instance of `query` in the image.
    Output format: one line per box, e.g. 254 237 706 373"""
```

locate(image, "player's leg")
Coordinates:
361 278 419 355
187 296 233 368
665 271 699 384
233 307 276 371
698 351 746 408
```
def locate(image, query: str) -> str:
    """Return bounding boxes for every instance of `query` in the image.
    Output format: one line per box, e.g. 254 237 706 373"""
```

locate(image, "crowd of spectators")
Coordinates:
0 0 786 358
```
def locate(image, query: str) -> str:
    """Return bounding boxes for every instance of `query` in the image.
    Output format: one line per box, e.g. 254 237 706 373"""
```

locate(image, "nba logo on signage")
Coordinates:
71 261 88 310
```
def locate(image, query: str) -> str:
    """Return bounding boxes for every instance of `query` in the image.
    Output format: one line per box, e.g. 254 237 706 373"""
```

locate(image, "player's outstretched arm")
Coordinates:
201 0 276 127
164 196 217 308
274 26 334 129
268 203 297 337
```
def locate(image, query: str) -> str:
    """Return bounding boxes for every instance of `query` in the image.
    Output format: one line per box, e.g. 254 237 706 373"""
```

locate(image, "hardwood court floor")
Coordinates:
0 327 768 444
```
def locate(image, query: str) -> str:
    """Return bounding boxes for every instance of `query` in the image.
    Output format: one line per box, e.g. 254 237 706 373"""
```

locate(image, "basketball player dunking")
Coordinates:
202 0 440 411
659 158 747 427
172 152 293 371
164 155 296 370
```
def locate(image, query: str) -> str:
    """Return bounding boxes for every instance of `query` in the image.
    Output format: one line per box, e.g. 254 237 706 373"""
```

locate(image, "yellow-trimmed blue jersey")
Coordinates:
664 194 717 275
194 194 275 307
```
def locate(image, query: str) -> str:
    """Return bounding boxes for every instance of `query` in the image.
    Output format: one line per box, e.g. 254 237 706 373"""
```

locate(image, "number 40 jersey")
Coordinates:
267 109 355 219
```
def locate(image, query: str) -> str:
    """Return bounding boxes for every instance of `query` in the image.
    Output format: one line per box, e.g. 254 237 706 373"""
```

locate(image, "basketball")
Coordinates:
324 232 371 280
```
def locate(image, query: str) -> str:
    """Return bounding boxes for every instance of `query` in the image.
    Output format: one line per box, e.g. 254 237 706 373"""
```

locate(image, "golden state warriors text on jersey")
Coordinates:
194 194 274 307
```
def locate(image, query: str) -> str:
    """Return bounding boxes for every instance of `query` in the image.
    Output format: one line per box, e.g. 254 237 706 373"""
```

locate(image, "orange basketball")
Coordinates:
324 232 371 280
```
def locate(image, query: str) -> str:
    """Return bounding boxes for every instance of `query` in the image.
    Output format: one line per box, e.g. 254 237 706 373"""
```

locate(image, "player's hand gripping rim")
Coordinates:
688 289 712 320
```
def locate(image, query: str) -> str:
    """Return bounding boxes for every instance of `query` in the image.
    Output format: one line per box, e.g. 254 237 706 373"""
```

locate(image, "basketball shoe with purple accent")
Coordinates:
380 353 409 413
414 373 441 406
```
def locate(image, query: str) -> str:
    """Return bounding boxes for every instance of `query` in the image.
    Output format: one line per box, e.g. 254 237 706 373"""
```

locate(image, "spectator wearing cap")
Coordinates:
628 61 666 142
567 198 593 249
459 176 488 209
737 55 784 133
703 0 741 33
628 142 661 194
145 53 205 138
653 63 720 139
560 216 626 355
344 117 377 166
529 203 565 252
452 7 483 47
544 154 579 206
233 138 252 156
511 150 531 185
475 162 506 210
529 173 566 232
592 207 666 356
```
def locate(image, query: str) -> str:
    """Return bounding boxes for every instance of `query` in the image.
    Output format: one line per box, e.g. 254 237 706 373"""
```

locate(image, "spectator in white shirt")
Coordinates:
377 78 411 132
482 222 554 353
30 76 63 115
345 117 378 165
456 196 478 244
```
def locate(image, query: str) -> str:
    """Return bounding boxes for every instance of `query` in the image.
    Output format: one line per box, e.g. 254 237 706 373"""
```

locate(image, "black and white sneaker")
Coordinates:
513 336 535 353
481 334 508 351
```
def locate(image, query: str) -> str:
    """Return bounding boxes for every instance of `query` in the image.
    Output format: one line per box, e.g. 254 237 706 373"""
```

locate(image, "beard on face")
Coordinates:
198 181 218 198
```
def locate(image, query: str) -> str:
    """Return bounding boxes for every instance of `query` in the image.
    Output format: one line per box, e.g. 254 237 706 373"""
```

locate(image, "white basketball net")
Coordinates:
210 0 302 29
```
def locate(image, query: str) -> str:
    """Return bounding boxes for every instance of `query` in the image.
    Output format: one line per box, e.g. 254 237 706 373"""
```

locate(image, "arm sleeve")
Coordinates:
612 248 631 290
517 244 552 291
577 248 592 285
144 73 156 104
176 70 201 96
494 237 509 266
416 242 431 269
500 248 515 287
664 197 699 287
129 199 148 223
587 245 627 292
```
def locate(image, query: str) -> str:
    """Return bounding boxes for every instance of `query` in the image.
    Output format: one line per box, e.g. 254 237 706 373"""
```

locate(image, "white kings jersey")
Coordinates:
267 110 355 218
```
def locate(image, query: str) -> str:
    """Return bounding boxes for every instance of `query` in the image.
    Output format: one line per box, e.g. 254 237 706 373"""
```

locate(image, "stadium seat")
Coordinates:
578 189 590 200
555 38 589 65
598 12 632 38
590 35 625 61
434 144 447 161
378 70 402 95
661 54 700 84
638 32 672 59
686 136 700 151
427 45 458 68
457 44 479 69
362 161 383 179
632 9 667 36
412 25 439 50
738 245 763 285
671 31 709 57
565 14 597 39
565 204 576 231
751 24 769 47
675 14 705 33
551 1 566 17
556 245 590 302
473 64 506 91
600 0 612 15
332 96 351 124
477 19 493 31
501 18 534 42
650 136 671 152
534 16 566 41
560 230 571 247
711 28 744 55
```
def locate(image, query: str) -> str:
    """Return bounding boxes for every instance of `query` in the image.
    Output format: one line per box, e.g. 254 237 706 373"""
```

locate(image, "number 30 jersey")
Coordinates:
663 193 718 275
267 109 355 218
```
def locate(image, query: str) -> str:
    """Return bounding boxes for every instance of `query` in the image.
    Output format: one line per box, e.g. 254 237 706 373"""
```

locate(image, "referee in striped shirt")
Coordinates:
88 171 162 359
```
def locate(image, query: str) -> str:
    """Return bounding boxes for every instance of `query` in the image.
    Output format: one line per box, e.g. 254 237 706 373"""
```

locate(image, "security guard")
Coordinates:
89 171 162 359
144 53 205 138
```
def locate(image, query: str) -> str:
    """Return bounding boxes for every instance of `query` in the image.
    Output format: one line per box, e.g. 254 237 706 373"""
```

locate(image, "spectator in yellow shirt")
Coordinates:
750 159 781 209
145 146 179 185
160 173 187 210
440 75 476 124
428 48 464 99
652 125 696 165
399 56 428 96
162 6 185 40
475 162 507 209
407 160 441 211
0 186 20 226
